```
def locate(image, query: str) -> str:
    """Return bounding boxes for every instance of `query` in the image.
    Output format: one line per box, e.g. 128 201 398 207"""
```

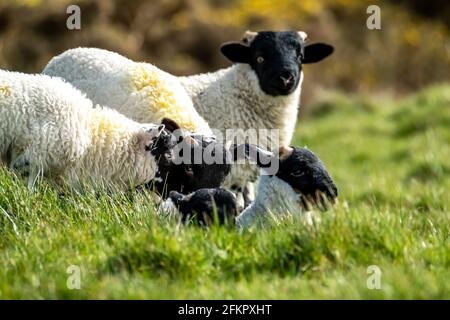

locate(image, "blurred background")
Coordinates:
0 0 449 107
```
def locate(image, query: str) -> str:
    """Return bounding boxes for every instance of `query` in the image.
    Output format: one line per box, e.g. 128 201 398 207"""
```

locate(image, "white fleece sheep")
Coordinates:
42 47 213 137
0 70 164 190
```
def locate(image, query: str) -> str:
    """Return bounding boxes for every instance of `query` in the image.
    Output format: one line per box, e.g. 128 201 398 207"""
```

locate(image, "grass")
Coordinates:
1 84 449 299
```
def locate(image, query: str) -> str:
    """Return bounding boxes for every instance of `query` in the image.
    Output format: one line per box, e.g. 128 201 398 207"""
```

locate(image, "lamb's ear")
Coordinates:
161 118 181 133
231 143 275 168
302 43 334 64
169 191 185 206
220 42 251 64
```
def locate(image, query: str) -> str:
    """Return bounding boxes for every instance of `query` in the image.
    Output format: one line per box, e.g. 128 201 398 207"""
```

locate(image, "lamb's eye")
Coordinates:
185 165 193 174
256 56 264 64
297 54 303 63
291 169 304 177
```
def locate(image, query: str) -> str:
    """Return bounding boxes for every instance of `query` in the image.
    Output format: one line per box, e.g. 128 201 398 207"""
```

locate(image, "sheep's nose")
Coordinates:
279 72 294 88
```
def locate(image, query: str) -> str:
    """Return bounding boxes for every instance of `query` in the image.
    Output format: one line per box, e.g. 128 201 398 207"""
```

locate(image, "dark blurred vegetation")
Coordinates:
0 0 449 105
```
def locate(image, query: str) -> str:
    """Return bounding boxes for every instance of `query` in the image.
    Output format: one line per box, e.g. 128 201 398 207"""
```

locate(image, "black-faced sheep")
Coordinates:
179 31 334 206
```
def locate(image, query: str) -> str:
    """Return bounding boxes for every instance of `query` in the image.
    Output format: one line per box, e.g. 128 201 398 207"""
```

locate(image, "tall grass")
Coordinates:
0 85 449 299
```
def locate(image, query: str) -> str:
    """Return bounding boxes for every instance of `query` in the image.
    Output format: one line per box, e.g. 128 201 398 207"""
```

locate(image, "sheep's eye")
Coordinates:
256 56 264 64
185 165 194 174
291 169 304 177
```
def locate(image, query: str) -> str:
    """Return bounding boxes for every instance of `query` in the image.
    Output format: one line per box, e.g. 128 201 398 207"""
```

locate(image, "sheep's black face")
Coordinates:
221 31 334 96
169 188 238 226
276 147 338 206
179 135 232 194
149 119 232 198
232 143 338 208
250 32 303 96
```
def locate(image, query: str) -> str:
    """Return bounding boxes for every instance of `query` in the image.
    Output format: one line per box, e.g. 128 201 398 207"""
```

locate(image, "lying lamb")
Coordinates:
164 144 337 228
235 144 337 228
179 30 334 206
168 188 238 226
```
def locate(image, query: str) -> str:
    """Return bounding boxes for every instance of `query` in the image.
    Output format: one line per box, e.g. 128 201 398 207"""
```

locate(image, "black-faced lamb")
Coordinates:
235 144 338 228
168 188 238 226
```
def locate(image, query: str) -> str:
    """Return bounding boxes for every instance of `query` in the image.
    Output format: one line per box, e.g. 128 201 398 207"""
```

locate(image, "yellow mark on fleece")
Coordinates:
0 85 11 97
131 63 198 132
89 109 128 145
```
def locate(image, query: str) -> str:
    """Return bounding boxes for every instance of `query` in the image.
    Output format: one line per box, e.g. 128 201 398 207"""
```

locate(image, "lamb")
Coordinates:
234 144 338 229
162 144 338 229
0 70 172 190
42 47 231 196
178 31 334 206
168 188 238 226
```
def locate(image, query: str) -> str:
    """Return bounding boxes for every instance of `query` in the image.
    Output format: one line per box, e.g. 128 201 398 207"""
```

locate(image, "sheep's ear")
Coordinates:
169 191 185 206
161 118 181 133
302 43 334 64
220 42 251 64
231 144 275 168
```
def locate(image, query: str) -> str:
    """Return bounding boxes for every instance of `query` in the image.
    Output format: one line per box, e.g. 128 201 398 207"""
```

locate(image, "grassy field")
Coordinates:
0 85 449 299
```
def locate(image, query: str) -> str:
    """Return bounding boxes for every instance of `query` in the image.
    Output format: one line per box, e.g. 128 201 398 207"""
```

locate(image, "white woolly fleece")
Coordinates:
179 64 302 187
236 174 305 229
43 48 213 137
0 70 161 189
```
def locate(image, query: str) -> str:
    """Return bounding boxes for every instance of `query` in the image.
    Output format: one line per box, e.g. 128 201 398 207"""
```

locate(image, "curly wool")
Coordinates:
0 70 160 189
43 48 213 137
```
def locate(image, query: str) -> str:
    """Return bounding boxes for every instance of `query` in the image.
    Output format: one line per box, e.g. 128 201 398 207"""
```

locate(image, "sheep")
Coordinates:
42 47 213 136
42 47 232 196
178 31 334 206
162 144 337 229
0 69 173 190
167 188 238 226
235 144 338 228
